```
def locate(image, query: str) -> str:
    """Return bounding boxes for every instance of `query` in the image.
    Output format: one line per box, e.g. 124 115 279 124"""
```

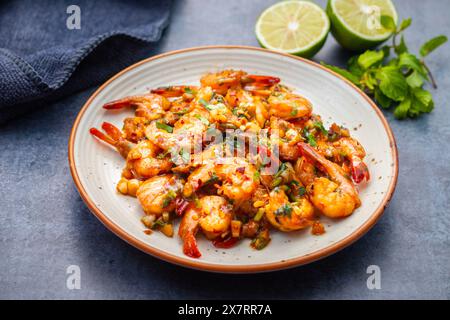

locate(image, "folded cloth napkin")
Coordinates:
0 0 172 122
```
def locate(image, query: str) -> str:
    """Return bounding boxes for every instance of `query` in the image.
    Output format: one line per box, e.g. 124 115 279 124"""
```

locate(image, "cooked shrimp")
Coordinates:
298 142 361 218
90 122 172 179
268 92 312 120
178 195 232 258
151 85 198 98
136 174 184 216
198 196 233 239
265 187 315 232
183 157 259 205
334 137 370 183
122 117 147 143
178 204 201 258
103 93 170 121
200 70 247 95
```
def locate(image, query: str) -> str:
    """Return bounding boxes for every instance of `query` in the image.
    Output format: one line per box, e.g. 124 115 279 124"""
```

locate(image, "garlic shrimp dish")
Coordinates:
90 69 370 258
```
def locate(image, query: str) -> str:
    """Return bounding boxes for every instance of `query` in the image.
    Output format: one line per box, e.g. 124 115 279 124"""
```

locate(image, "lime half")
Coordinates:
255 1 330 58
327 0 398 51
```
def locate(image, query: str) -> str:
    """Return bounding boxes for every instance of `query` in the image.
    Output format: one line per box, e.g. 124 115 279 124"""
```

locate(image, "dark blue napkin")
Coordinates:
0 0 172 122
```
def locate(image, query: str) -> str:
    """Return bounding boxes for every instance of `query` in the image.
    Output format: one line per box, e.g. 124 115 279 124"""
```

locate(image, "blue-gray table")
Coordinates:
1 0 449 299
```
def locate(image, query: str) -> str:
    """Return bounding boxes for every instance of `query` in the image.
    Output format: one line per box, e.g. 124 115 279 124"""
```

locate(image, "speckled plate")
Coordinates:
69 46 398 273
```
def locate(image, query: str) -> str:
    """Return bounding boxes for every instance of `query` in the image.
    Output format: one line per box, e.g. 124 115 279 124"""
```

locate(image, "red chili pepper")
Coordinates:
175 197 190 216
213 237 239 249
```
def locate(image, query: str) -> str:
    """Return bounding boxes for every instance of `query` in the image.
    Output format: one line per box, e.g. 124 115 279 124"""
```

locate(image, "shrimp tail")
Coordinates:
89 128 116 146
182 233 201 258
103 97 134 110
351 159 370 183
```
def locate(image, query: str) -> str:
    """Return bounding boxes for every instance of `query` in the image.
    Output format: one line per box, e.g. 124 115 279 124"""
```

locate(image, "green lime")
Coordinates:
255 1 330 58
327 0 398 51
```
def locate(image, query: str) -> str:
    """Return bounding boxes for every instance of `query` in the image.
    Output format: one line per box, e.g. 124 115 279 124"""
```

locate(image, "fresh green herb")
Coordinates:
303 128 317 147
156 121 173 133
322 18 447 119
298 186 307 197
183 87 194 94
205 172 219 185
290 107 298 116
270 177 283 188
250 229 271 250
198 98 209 108
151 219 166 230
253 170 261 182
194 114 210 125
274 162 287 179
313 121 328 135
162 190 177 208
174 109 189 116
275 204 293 217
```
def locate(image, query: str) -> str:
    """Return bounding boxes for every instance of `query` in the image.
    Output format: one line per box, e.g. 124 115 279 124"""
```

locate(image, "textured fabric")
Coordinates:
0 0 172 122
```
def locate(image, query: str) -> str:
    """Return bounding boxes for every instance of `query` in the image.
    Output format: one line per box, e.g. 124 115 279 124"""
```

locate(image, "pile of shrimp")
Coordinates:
90 69 370 258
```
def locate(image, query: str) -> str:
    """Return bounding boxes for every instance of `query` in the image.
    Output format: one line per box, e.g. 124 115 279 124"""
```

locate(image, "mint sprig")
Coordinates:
322 17 447 119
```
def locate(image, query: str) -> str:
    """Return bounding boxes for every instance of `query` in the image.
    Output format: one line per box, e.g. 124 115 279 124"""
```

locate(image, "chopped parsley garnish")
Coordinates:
298 186 307 196
156 121 173 133
151 219 166 230
183 87 194 94
274 162 287 179
275 204 293 217
303 128 317 147
290 108 298 116
314 121 328 135
205 172 219 185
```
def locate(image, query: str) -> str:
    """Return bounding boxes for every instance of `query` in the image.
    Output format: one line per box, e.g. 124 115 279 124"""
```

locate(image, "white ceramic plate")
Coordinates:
69 46 398 273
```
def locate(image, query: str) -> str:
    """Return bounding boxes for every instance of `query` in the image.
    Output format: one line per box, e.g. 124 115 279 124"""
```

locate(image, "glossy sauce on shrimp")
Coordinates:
90 69 370 258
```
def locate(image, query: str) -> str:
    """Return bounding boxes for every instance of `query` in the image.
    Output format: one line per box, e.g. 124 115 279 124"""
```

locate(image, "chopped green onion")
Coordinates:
156 121 173 133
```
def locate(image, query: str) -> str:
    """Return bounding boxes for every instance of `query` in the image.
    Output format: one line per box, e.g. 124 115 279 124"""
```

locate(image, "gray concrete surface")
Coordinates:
0 0 449 299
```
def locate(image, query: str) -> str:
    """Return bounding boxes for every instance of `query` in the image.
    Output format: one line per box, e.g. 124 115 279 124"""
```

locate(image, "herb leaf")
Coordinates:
398 18 412 32
420 35 448 57
376 66 408 102
380 15 396 32
358 50 385 69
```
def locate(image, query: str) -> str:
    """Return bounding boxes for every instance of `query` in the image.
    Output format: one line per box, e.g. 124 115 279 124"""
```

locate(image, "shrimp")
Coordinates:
200 70 280 95
151 85 198 98
103 93 170 121
183 157 259 205
90 122 172 179
297 142 361 218
136 174 184 216
268 92 312 120
198 196 233 239
265 187 315 232
178 195 232 258
122 117 147 143
333 137 370 183
200 70 247 95
178 204 201 258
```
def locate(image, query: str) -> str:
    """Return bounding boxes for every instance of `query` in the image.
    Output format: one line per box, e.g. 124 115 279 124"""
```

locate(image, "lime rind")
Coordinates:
327 0 398 51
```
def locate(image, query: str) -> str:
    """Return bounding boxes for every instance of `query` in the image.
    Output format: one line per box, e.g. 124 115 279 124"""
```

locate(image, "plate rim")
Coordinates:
68 45 399 273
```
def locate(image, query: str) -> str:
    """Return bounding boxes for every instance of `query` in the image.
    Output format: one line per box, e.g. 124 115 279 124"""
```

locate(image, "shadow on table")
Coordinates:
70 186 395 299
